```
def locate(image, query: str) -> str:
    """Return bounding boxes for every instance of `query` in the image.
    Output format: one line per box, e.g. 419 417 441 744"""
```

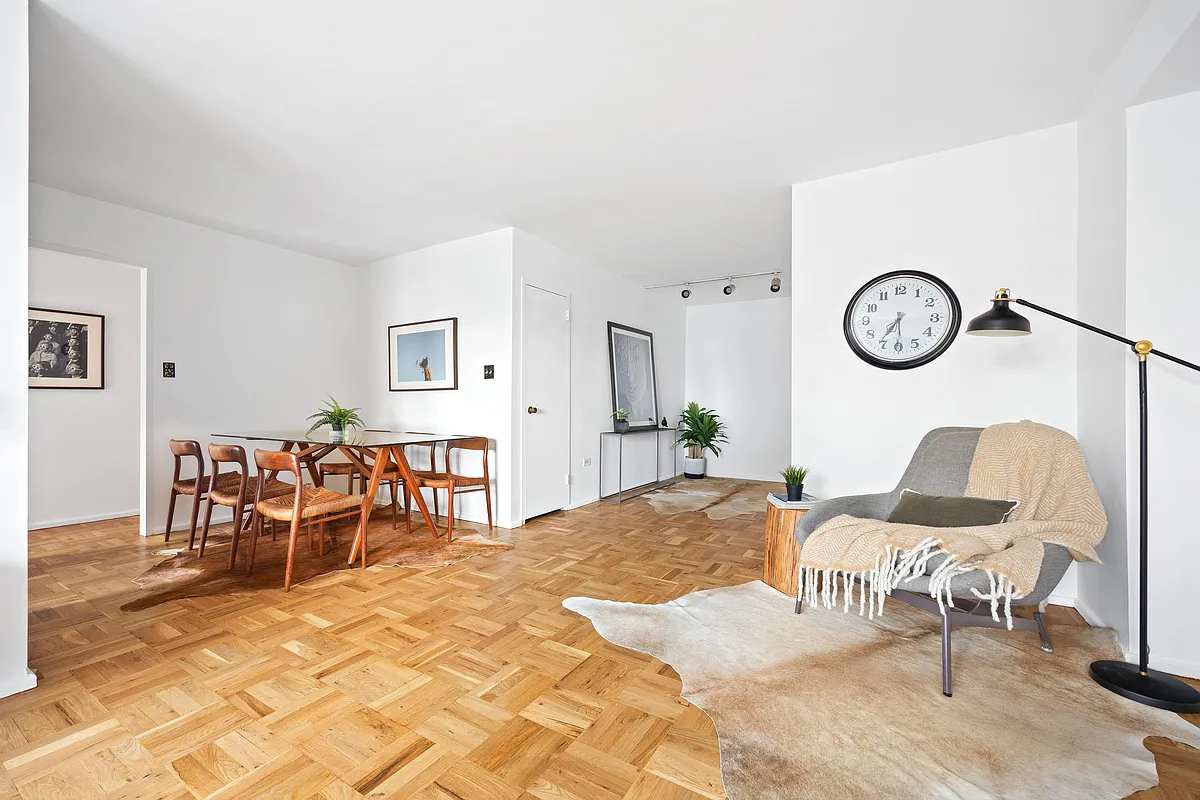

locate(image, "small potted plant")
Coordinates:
306 396 364 443
781 465 809 502
612 408 631 433
677 402 729 478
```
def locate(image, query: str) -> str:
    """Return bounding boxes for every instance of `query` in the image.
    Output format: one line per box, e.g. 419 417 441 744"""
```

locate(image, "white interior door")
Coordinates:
522 284 570 520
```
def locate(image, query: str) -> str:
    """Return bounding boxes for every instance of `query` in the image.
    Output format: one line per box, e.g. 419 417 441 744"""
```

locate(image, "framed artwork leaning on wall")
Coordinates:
29 307 105 389
389 317 458 391
607 321 659 431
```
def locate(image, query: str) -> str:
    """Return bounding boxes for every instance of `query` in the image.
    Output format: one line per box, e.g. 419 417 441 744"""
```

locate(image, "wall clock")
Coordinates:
843 270 961 370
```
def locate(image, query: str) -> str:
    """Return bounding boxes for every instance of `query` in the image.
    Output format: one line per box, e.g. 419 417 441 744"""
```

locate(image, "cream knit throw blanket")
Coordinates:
798 421 1107 628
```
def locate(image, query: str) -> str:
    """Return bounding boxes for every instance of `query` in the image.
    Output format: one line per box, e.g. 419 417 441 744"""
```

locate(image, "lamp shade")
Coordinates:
966 290 1031 337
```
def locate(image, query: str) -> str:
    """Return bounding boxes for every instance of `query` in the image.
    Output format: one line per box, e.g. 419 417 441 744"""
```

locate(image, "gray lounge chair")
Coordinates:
794 426 1075 696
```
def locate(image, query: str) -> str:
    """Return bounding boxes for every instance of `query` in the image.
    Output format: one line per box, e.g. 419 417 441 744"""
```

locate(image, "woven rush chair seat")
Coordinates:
209 476 291 507
406 471 486 489
172 472 240 496
256 486 365 522
320 461 401 479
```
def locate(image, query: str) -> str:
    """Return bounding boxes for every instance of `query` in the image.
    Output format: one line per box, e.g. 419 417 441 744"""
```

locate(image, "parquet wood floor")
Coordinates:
4 482 1198 799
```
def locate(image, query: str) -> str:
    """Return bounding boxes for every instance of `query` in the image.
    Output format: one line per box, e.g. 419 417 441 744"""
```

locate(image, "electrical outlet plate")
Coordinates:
582 457 592 467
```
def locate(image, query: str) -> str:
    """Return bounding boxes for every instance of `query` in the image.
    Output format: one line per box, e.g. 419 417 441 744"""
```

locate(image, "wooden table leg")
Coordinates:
347 447 392 567
389 445 440 540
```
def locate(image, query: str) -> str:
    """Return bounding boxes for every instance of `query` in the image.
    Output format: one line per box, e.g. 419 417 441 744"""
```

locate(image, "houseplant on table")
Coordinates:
306 396 364 443
677 402 728 478
781 465 809 501
612 408 631 434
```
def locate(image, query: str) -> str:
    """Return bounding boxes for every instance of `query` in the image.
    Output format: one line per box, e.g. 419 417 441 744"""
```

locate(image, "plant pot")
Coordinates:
330 423 345 443
684 455 707 479
614 419 630 434
786 483 804 502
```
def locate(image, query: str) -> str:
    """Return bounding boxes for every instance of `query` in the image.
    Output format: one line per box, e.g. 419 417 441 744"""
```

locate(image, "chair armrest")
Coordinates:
795 492 893 544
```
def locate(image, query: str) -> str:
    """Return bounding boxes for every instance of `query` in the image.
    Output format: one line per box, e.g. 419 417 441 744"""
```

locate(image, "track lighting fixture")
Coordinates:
723 279 735 296
770 274 781 293
681 284 691 299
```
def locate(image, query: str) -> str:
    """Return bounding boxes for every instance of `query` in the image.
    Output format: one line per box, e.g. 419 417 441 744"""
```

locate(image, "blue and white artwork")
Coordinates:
388 318 458 391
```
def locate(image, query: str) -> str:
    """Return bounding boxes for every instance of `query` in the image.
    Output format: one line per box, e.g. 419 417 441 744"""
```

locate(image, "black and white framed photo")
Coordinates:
28 308 105 389
607 322 659 431
388 317 458 391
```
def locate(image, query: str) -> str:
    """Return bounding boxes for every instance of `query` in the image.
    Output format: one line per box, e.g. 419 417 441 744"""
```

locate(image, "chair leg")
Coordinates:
484 482 493 530
433 487 439 520
247 510 262 576
197 497 216 558
404 484 412 534
186 491 203 551
318 521 325 557
446 482 455 544
942 611 953 698
1034 610 1053 653
271 518 276 541
283 517 302 591
389 481 398 529
795 570 804 614
165 489 178 542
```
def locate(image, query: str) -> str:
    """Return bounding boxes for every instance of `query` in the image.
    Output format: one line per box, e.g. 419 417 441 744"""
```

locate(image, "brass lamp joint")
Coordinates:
1135 340 1153 362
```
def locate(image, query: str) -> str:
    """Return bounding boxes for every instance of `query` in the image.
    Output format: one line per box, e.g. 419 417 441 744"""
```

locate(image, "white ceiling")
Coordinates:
31 0 1153 286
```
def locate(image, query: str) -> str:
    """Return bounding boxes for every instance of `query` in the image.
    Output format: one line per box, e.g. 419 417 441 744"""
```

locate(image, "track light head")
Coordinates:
723 280 735 296
770 275 781 293
681 284 691 299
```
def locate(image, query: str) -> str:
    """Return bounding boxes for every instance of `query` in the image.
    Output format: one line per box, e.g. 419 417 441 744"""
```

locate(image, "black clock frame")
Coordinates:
842 270 962 370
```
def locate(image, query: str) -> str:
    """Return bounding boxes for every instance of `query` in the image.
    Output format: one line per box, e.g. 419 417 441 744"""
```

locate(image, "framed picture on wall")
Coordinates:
28 307 105 390
388 317 458 391
607 321 659 431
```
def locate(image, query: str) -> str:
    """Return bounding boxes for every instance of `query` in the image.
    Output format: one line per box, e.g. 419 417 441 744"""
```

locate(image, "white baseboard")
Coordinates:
1046 593 1076 609
1072 596 1106 628
29 509 138 531
0 668 37 700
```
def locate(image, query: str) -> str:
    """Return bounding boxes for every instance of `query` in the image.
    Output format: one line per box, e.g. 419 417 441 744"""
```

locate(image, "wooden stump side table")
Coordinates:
763 496 809 596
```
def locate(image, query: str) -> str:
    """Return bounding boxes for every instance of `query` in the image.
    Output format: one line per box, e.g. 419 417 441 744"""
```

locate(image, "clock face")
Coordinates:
842 271 961 369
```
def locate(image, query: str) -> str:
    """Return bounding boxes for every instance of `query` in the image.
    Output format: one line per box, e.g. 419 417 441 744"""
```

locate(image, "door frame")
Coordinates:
519 280 572 525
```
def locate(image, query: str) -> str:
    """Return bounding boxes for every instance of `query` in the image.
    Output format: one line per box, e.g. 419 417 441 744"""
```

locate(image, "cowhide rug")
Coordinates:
646 478 783 520
564 580 1200 799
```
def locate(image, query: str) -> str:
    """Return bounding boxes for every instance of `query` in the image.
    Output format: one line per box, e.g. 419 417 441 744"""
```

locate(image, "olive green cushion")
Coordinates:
886 490 1017 527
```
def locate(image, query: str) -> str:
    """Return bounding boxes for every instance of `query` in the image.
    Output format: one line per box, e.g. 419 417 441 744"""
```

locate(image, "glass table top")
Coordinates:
213 430 472 447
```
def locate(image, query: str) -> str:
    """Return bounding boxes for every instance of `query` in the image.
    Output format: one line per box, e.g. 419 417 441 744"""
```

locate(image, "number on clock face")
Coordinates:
843 271 961 369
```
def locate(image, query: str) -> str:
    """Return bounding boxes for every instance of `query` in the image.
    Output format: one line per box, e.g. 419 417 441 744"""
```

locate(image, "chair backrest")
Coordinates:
208 443 248 471
446 436 489 476
405 431 438 471
255 448 302 478
889 427 982 505
169 439 204 481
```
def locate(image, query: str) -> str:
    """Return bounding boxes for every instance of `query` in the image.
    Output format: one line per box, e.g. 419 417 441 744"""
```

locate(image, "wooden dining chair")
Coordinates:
197 444 292 567
318 429 402 528
165 439 220 549
404 432 441 518
404 436 492 542
249 449 368 591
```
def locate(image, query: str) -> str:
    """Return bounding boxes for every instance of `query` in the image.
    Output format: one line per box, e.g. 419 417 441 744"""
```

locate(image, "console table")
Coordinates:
598 427 678 503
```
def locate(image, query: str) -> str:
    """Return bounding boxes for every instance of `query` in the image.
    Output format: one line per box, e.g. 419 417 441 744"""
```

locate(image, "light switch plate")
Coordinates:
162 362 176 378
483 364 494 379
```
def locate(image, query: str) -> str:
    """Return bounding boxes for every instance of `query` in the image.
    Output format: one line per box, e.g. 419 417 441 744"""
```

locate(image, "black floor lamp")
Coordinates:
966 288 1200 714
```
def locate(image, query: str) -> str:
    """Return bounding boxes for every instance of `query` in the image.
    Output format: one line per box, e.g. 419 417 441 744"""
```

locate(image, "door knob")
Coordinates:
528 406 538 414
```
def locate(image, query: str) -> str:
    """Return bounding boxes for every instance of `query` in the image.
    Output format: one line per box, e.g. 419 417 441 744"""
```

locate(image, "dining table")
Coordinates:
212 429 471 567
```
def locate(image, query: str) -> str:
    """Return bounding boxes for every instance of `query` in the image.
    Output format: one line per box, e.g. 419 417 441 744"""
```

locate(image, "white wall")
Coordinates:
791 124 1081 603
0 0 36 700
358 229 516 527
28 248 142 528
1126 90 1200 678
29 185 359 534
684 298 791 481
511 229 686 515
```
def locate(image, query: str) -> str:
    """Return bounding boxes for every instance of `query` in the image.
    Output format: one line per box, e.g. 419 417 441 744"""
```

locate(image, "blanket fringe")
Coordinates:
801 540 1021 629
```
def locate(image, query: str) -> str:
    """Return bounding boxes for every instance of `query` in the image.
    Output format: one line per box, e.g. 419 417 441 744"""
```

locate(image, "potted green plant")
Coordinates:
781 465 810 502
306 396 364 443
677 402 728 478
612 408 631 434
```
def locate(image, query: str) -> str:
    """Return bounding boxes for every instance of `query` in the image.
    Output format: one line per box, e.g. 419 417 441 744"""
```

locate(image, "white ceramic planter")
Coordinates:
683 455 707 479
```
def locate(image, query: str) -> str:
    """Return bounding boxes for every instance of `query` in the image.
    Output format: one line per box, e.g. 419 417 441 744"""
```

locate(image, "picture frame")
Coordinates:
28 307 105 390
388 317 458 391
607 321 659 432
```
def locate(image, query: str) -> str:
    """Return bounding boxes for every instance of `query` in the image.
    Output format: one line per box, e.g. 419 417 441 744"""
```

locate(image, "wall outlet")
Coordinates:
582 457 592 467
162 362 176 378
483 364 494 379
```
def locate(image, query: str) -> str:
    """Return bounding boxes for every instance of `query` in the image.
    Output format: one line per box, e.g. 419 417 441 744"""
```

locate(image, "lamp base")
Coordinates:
1089 659 1200 713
